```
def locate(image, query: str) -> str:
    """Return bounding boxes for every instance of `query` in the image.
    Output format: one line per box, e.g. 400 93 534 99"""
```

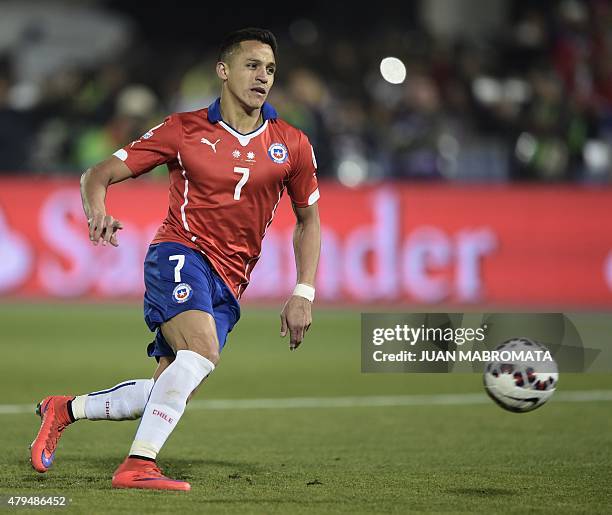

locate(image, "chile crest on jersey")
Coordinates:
268 142 288 164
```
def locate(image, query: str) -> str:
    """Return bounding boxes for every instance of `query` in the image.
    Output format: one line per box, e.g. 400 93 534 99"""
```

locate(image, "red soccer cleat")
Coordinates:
111 457 191 491
30 396 74 473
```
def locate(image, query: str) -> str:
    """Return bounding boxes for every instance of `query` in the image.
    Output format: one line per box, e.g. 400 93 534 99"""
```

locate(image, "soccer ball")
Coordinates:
483 338 559 413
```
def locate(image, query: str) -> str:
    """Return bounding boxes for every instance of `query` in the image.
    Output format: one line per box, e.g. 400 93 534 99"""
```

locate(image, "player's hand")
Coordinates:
280 296 312 351
88 212 123 247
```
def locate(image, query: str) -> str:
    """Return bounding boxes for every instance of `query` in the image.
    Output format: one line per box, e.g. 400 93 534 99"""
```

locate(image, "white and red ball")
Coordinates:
484 338 559 413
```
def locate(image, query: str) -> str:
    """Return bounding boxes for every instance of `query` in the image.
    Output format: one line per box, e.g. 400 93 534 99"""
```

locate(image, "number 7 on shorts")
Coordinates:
169 255 185 282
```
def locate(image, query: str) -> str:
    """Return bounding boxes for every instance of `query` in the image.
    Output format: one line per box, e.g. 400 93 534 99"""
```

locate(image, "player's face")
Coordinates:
223 40 276 110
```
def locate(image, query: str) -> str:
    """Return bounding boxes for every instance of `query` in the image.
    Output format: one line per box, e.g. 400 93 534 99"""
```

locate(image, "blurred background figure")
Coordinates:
72 84 159 171
0 0 609 182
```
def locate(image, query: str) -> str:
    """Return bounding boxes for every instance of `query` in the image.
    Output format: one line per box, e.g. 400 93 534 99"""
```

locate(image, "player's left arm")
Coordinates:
280 202 321 350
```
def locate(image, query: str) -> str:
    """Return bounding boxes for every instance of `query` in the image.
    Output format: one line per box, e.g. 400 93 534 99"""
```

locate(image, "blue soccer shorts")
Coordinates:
143 242 241 360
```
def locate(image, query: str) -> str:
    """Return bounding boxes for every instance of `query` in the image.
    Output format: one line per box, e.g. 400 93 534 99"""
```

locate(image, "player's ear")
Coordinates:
216 61 229 81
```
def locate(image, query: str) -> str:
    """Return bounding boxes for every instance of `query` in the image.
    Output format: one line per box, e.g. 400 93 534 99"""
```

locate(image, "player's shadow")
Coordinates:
165 457 258 469
78 456 263 477
66 455 258 469
166 457 262 476
446 487 516 497
18 456 263 487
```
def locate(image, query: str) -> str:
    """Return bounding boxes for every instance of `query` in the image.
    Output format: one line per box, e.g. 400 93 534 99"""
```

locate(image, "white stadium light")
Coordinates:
584 140 611 174
337 155 368 187
379 57 406 85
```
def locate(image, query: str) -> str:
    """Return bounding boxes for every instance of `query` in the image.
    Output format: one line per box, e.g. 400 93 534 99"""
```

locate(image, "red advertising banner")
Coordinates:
0 177 611 307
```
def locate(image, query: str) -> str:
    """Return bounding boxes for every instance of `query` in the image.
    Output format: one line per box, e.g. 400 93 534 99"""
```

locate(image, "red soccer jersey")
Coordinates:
113 98 319 299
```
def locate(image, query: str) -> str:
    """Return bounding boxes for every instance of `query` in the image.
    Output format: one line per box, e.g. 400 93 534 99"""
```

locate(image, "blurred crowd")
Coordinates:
0 0 611 183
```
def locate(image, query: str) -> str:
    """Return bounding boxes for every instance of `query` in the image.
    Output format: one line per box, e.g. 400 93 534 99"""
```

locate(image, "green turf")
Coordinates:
0 304 610 513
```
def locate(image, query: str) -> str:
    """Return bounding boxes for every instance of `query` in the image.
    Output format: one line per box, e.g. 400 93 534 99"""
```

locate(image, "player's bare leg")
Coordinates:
112 310 219 491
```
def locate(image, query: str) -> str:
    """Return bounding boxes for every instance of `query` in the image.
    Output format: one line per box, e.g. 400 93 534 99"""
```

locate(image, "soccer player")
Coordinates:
29 28 321 491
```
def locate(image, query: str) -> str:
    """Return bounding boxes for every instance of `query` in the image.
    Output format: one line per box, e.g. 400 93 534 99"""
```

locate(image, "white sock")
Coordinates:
129 350 215 460
71 379 154 421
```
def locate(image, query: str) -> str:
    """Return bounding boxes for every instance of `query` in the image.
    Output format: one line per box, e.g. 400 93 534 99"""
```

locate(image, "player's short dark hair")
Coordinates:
218 28 278 62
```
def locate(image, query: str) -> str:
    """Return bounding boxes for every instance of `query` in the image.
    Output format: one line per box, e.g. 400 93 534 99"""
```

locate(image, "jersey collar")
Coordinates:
207 97 278 124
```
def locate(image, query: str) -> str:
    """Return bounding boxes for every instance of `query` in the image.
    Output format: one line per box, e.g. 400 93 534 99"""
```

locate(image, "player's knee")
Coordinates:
185 333 220 365
161 311 221 365
197 347 220 366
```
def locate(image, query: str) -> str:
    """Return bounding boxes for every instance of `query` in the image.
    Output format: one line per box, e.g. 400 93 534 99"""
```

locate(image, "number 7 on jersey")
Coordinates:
233 167 250 200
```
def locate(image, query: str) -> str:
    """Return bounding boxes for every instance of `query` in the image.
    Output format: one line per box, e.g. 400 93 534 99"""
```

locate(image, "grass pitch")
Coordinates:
0 303 611 514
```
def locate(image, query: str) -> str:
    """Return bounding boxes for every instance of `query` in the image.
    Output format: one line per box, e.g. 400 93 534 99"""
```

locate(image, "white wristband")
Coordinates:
292 283 315 302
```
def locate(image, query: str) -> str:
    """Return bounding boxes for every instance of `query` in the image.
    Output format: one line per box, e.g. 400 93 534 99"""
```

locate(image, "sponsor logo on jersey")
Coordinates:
268 143 288 164
172 283 193 303
201 137 220 152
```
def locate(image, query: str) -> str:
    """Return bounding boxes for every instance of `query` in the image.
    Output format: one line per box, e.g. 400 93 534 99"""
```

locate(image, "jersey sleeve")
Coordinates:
287 132 320 207
112 115 182 177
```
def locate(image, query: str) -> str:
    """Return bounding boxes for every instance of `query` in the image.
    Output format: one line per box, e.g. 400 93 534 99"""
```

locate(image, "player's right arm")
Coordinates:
80 114 181 246
80 156 132 247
